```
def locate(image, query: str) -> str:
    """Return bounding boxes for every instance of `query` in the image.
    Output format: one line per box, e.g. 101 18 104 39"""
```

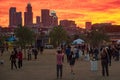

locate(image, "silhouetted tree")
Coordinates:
14 26 35 58
49 25 68 47
14 26 35 48
87 30 109 47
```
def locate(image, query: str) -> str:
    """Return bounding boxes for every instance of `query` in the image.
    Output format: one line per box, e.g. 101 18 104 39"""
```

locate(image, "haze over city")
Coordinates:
0 0 120 28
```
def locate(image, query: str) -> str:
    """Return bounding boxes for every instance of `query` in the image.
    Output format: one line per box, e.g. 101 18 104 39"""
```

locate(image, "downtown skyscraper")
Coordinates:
41 9 58 27
9 7 22 27
9 3 58 28
41 9 50 27
24 3 33 26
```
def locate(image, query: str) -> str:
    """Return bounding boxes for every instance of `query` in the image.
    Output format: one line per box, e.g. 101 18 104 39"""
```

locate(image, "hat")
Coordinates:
57 47 61 51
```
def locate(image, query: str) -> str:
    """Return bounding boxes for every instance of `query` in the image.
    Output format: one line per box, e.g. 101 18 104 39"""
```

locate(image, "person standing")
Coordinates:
56 49 64 79
27 47 32 60
93 47 99 60
17 49 23 69
40 45 44 54
69 51 76 74
100 47 110 77
10 51 17 70
65 45 71 62
33 48 38 60
107 46 112 66
13 48 18 57
1 46 4 56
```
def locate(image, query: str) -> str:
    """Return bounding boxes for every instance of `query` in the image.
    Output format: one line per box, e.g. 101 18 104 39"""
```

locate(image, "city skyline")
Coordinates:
0 0 120 28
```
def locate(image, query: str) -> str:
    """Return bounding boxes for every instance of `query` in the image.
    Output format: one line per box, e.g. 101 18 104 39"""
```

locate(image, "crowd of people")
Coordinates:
9 46 39 70
9 48 23 69
0 45 42 67
56 44 120 79
0 43 120 79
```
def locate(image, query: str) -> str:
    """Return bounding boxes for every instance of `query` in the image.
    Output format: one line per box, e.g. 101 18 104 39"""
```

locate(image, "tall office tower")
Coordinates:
36 16 40 24
9 7 16 27
49 16 58 27
41 9 50 27
24 3 33 26
85 22 92 30
50 11 58 27
16 12 22 26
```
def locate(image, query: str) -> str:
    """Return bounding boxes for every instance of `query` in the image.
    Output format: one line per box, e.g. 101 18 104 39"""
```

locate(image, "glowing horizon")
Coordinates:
0 0 120 28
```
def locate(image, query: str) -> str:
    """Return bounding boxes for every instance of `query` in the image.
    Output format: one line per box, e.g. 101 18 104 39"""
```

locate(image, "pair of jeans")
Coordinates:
18 60 22 68
28 54 31 60
101 60 109 76
56 64 63 78
11 61 17 69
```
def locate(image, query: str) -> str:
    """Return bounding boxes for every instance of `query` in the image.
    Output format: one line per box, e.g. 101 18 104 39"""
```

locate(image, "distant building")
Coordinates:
60 20 77 35
0 27 15 36
36 16 40 24
41 9 58 27
92 23 120 41
49 10 58 27
85 22 92 30
41 9 50 27
9 7 22 27
24 3 33 26
60 20 76 27
16 12 22 26
92 23 112 29
9 7 16 27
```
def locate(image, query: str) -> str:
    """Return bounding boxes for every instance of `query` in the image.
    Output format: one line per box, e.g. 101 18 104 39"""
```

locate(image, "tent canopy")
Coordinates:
72 38 84 45
6 36 16 42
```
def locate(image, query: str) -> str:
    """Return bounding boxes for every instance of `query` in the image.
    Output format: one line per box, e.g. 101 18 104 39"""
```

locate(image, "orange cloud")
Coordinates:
0 0 120 28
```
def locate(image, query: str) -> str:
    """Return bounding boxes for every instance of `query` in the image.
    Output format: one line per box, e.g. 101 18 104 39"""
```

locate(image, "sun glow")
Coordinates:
0 0 120 28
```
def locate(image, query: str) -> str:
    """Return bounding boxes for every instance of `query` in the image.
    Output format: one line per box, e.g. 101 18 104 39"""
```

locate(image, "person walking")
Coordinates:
0 46 4 56
32 48 38 60
40 45 44 54
100 47 110 77
56 48 64 79
107 46 112 66
27 47 32 60
17 49 23 69
93 47 99 60
65 45 71 62
10 51 17 70
69 51 76 74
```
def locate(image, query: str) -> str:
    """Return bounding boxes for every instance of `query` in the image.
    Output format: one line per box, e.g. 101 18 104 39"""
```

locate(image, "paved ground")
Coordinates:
0 49 120 80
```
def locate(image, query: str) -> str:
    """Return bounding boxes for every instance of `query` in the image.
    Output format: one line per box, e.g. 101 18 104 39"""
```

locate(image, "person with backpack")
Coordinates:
100 47 110 77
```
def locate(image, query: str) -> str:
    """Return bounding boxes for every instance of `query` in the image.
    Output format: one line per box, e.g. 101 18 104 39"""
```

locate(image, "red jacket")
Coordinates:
17 51 23 60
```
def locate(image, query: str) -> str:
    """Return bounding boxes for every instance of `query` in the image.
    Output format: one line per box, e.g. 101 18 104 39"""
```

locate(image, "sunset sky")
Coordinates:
0 0 120 28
